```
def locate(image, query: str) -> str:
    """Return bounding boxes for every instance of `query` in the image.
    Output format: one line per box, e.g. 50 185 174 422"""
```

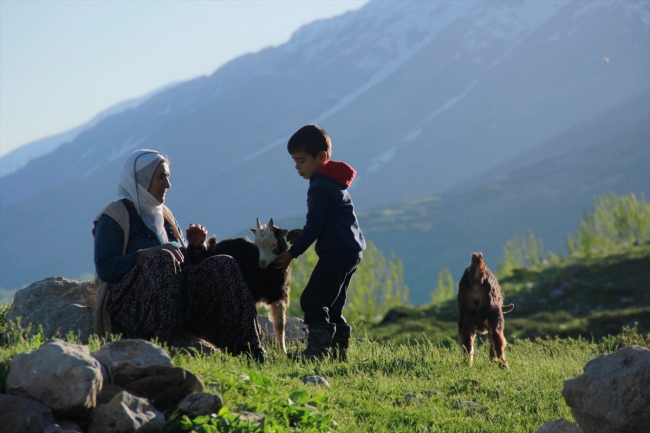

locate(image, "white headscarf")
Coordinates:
118 149 169 244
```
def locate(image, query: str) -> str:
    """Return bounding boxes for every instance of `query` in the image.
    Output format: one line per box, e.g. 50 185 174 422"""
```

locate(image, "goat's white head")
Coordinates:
250 218 288 269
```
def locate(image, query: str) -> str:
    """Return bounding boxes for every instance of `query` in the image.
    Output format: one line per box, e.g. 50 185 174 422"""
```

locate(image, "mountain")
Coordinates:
1 0 648 292
0 82 180 178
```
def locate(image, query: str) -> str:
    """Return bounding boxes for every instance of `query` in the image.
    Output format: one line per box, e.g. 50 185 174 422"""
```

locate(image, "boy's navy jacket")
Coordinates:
289 160 366 259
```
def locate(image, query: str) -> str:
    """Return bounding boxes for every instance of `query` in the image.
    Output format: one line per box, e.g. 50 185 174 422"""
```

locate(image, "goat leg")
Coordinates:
270 301 287 354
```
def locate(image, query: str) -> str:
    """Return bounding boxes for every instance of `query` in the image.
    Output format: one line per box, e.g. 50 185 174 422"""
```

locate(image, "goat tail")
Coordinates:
502 303 515 314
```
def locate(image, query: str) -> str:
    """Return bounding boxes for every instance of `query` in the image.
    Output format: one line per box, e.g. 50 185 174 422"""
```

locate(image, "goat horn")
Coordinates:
268 218 274 228
256 218 261 229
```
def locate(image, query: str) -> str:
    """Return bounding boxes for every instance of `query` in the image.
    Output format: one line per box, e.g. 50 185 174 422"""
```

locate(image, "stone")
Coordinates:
453 400 481 409
403 393 423 404
88 391 165 433
6 339 103 418
177 392 224 416
91 339 173 386
237 411 264 426
123 367 205 412
0 394 54 433
44 423 83 433
424 390 442 398
97 382 127 405
6 277 96 343
565 264 588 277
562 345 650 433
380 306 411 324
549 288 565 301
257 316 308 345
535 419 583 433
301 375 330 387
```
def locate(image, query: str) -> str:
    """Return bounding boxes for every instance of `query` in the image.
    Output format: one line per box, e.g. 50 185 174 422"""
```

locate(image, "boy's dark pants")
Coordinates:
300 256 361 325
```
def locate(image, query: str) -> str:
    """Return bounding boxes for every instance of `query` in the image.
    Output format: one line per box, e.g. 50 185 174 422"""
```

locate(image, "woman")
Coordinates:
93 149 264 359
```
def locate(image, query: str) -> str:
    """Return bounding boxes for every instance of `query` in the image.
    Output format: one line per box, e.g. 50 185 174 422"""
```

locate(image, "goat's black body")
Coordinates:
206 237 290 306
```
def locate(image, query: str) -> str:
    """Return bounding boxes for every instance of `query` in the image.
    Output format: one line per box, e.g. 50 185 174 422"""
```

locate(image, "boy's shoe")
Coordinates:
289 322 336 361
331 324 351 362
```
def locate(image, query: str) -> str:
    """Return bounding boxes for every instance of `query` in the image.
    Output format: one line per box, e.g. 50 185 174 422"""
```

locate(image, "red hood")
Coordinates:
317 160 356 187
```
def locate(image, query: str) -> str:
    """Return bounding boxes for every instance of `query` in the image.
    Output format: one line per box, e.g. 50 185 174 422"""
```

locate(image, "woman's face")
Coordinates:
148 162 171 203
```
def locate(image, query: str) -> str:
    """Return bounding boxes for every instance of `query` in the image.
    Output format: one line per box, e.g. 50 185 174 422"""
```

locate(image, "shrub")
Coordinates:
497 231 545 279
430 268 455 305
289 240 409 324
567 191 650 257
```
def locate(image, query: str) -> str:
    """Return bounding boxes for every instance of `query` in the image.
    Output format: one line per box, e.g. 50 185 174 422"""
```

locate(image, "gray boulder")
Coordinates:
258 316 307 345
6 277 96 343
44 423 84 433
88 391 165 433
6 339 103 418
91 339 173 386
124 367 205 412
0 394 54 433
562 345 650 433
535 419 583 433
177 392 224 416
301 375 330 387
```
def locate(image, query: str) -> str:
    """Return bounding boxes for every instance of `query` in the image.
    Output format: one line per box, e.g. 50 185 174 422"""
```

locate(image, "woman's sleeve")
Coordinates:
94 214 139 282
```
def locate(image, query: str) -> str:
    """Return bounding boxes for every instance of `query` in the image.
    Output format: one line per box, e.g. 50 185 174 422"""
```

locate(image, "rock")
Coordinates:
6 277 96 343
97 382 127 405
43 423 83 433
403 393 423 404
535 419 583 433
257 316 308 344
301 375 330 387
380 306 411 324
88 391 165 433
549 289 565 301
453 400 481 409
91 339 173 386
177 392 224 416
123 367 205 412
562 345 650 433
237 411 264 426
6 339 103 418
565 265 588 277
424 390 442 398
0 394 55 433
51 420 84 432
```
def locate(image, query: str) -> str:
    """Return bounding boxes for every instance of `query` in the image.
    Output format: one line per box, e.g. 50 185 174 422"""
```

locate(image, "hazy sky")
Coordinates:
0 0 369 157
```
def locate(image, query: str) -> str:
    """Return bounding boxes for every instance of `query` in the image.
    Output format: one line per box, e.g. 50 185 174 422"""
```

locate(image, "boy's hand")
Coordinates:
274 251 294 270
285 229 302 245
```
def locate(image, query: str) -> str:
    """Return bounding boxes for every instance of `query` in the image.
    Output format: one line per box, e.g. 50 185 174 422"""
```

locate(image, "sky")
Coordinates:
0 0 369 157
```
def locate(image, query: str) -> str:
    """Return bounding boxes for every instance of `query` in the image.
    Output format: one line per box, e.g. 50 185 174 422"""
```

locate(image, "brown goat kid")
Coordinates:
457 252 514 369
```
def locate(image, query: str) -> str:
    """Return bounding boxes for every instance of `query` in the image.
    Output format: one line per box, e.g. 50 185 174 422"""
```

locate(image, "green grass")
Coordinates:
368 242 650 344
4 325 642 432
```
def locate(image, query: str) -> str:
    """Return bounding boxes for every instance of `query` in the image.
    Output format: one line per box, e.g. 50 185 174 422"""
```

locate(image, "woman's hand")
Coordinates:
135 243 184 264
186 223 208 249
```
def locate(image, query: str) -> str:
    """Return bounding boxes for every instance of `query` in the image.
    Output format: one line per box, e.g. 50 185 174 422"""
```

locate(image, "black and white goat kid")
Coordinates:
206 218 291 354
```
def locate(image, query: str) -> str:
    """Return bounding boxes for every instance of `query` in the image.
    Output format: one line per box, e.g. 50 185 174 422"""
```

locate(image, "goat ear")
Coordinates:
250 229 257 234
268 218 274 228
256 218 261 229
280 229 288 237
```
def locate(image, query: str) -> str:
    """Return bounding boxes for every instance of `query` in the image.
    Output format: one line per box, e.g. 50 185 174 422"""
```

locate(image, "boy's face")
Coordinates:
291 150 327 180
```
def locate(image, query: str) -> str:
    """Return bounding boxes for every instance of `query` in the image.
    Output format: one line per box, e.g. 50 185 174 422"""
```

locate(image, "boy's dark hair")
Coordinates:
287 124 332 158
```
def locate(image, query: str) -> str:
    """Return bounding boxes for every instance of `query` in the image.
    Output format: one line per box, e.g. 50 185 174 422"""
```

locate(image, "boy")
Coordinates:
274 124 366 361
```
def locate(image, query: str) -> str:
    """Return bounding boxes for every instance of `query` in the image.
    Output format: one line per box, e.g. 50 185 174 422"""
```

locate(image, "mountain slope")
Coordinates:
0 0 648 290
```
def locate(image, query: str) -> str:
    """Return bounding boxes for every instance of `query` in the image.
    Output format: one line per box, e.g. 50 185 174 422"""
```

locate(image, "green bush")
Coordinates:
496 231 545 279
567 191 650 257
430 268 455 305
289 240 409 324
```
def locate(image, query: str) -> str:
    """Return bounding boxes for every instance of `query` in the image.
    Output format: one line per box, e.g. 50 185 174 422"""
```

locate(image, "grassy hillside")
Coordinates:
277 118 649 304
368 241 650 345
